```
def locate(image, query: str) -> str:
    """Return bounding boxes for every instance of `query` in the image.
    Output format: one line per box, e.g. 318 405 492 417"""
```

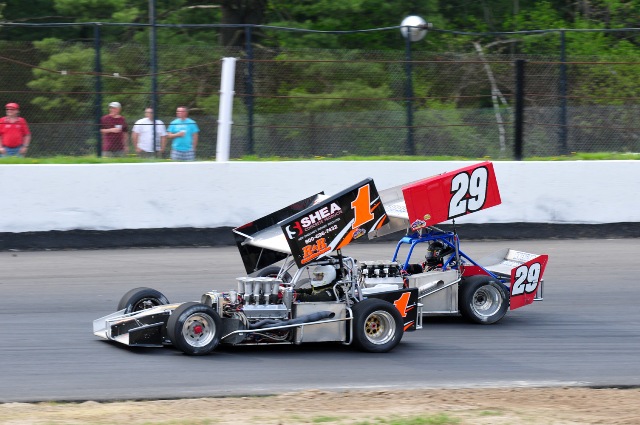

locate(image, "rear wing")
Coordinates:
372 161 502 237
469 248 549 310
280 178 388 267
233 193 325 274
233 178 388 272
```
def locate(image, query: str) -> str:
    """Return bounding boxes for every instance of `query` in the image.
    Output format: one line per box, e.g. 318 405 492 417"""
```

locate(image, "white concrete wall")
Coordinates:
1 161 638 233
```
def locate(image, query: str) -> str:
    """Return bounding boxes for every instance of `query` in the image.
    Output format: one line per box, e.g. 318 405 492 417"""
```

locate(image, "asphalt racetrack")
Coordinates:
1 239 639 403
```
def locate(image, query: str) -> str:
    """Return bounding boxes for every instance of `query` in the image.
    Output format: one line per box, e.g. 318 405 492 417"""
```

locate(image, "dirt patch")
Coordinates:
2 387 639 425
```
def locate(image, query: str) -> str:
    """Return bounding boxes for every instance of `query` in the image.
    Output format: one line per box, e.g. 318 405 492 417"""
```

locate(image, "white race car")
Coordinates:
94 178 419 355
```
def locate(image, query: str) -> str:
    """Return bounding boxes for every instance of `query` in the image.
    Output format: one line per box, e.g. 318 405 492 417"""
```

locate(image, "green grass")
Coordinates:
478 410 503 416
353 414 460 425
0 151 637 164
312 416 342 423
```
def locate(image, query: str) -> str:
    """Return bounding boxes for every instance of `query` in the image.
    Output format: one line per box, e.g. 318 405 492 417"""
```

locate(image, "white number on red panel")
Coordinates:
511 263 542 295
448 167 488 218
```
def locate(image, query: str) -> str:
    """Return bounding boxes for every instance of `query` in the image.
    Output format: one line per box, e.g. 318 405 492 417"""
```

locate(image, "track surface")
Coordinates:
1 239 638 403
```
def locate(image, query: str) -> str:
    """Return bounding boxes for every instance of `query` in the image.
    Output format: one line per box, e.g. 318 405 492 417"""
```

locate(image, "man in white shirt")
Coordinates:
132 108 167 158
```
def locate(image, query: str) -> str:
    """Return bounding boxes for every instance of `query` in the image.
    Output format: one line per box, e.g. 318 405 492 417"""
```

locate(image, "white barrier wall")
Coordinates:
1 161 638 233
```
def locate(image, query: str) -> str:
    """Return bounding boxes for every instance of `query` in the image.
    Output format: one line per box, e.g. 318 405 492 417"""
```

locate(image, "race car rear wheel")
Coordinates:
117 287 169 313
459 276 508 324
167 302 221 355
352 298 404 353
256 265 292 283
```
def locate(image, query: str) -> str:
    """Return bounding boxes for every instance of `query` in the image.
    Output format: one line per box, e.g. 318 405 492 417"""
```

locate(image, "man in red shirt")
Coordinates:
0 103 31 157
100 101 128 157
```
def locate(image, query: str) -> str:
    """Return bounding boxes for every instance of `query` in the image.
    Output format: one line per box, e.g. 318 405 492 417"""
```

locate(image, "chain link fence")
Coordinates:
1 25 639 159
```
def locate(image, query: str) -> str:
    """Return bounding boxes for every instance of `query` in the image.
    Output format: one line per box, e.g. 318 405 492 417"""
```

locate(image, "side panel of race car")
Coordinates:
401 161 501 229
509 254 549 310
365 287 420 331
462 253 549 310
280 178 388 267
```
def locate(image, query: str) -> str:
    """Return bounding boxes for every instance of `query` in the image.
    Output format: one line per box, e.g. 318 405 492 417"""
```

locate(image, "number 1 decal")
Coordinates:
511 263 541 296
448 166 489 218
351 184 375 229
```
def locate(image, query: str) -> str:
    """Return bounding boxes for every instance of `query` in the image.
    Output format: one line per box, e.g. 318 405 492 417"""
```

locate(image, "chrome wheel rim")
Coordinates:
471 285 502 318
182 313 216 348
364 311 396 345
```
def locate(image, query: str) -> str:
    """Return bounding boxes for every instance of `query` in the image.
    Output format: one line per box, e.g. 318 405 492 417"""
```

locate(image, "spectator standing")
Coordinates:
167 106 199 161
132 107 167 158
100 101 128 157
0 103 31 157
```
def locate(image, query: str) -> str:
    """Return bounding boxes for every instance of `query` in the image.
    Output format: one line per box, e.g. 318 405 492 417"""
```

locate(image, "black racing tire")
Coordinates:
167 302 222 355
352 298 404 353
256 265 292 283
458 276 509 324
117 287 169 313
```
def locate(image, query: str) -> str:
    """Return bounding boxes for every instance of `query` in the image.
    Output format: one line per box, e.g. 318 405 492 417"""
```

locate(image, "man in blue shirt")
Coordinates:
167 106 199 161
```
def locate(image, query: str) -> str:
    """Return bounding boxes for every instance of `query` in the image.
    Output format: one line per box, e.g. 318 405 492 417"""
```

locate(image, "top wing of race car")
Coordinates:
372 161 502 237
233 178 388 273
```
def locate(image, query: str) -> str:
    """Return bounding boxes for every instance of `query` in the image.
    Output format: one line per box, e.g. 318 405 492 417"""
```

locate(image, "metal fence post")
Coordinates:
94 24 102 157
404 35 415 156
245 25 255 156
514 59 526 161
559 30 569 155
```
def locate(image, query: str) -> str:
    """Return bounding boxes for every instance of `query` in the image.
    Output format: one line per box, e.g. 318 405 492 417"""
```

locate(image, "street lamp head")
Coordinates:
400 15 429 42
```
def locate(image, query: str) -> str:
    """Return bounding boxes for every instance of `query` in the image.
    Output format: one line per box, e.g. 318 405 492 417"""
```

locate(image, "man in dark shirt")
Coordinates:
100 101 128 157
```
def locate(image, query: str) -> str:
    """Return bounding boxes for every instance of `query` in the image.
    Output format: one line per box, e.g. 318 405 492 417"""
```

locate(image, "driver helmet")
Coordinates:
311 265 337 288
425 241 454 266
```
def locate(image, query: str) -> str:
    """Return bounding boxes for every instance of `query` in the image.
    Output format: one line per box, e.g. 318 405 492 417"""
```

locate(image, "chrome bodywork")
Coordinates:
93 255 415 350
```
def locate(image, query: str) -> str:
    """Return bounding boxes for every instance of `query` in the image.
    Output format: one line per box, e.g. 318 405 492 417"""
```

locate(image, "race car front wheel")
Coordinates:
352 298 404 353
458 276 508 324
167 302 222 355
117 287 169 313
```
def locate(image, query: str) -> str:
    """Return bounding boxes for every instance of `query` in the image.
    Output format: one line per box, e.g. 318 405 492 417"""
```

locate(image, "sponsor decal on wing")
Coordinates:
410 219 427 231
280 179 388 267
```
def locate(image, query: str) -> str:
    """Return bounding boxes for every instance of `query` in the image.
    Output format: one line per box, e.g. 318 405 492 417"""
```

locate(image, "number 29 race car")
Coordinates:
93 162 548 355
359 161 549 325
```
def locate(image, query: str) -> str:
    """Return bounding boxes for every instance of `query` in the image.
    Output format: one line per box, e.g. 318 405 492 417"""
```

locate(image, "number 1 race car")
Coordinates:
359 161 549 324
94 179 419 355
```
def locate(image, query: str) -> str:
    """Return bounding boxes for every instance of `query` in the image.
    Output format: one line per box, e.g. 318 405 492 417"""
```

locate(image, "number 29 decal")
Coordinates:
448 166 488 219
509 254 548 310
511 263 541 295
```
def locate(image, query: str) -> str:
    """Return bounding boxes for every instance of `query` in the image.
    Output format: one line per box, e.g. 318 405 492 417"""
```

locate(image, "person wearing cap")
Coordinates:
0 103 31 157
100 101 128 157
167 106 199 161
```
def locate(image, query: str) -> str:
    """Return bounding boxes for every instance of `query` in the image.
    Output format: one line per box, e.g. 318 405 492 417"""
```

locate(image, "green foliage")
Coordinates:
54 0 128 21
267 0 442 50
1 152 634 164
1 0 639 160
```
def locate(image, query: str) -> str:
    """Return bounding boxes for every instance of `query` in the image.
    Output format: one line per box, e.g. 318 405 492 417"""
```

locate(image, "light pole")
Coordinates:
400 16 430 156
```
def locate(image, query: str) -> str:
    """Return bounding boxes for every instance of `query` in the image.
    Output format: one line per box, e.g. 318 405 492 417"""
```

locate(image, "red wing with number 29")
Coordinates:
401 161 501 229
510 255 549 310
